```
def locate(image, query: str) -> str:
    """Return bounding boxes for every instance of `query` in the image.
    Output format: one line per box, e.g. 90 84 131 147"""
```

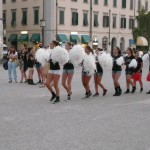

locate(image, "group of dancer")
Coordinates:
6 40 150 104
35 40 149 104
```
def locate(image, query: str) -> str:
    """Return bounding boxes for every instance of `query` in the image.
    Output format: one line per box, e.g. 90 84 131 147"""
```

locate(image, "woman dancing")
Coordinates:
124 48 136 94
112 47 122 96
93 48 107 96
82 46 94 98
62 42 74 100
134 50 143 92
45 40 61 104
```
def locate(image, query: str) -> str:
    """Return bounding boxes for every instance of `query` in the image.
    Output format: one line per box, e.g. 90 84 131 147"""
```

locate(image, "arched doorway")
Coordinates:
111 37 117 54
120 37 125 52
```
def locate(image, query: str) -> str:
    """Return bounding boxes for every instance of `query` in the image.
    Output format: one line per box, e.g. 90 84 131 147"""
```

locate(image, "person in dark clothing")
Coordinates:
93 48 107 97
124 48 136 94
62 42 74 100
112 47 122 96
45 40 61 104
133 50 143 92
27 51 35 85
18 44 28 83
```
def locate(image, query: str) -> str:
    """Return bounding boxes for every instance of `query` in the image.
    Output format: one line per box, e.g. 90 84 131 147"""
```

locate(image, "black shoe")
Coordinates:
24 80 28 83
88 90 92 97
131 86 136 93
140 87 143 92
30 79 36 85
113 88 117 96
28 79 31 85
50 94 56 101
82 92 90 99
103 89 107 96
124 89 130 94
53 97 60 104
146 91 150 94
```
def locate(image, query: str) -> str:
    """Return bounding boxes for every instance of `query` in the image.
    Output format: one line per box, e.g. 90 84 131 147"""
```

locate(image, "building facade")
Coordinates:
3 0 150 52
0 0 3 58
3 0 43 49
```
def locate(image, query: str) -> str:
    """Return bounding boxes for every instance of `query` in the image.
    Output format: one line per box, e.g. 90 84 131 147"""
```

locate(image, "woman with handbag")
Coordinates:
7 45 18 83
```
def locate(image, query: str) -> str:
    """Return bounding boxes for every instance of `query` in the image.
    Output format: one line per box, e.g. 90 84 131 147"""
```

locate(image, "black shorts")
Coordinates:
126 71 134 75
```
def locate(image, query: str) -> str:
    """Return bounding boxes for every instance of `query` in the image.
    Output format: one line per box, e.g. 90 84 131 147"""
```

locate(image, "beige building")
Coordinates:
3 0 150 52
3 0 43 49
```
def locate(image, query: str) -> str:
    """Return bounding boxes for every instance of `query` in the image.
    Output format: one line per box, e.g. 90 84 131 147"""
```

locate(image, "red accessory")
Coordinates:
133 72 141 81
146 73 150 81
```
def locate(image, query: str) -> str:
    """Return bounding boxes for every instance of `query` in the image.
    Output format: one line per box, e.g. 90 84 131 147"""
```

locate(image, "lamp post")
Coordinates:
40 19 45 47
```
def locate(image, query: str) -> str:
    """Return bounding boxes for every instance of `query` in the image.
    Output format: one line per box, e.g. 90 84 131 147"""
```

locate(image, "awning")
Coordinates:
81 35 91 43
136 37 148 46
30 34 40 43
57 34 68 43
70 35 80 43
8 34 18 42
19 34 28 42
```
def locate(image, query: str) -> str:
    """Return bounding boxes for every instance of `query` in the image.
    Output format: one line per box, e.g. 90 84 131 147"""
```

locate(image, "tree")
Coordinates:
132 7 150 47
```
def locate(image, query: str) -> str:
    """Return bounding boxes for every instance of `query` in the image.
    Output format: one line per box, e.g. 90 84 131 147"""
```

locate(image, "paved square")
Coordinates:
0 63 150 150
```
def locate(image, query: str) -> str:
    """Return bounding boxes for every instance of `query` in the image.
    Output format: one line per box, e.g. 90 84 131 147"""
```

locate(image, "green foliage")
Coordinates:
132 7 150 46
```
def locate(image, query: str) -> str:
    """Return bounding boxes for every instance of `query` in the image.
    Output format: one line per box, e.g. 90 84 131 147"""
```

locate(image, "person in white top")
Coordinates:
7 45 18 83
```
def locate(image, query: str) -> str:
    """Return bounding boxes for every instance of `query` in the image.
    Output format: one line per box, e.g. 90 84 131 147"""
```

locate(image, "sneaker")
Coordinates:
93 93 99 97
8 80 12 83
146 91 150 94
140 87 143 93
103 89 107 96
131 86 136 93
50 95 56 101
53 97 60 104
124 89 130 94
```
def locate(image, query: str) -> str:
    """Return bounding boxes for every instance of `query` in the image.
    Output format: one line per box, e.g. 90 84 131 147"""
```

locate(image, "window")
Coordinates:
71 0 77 1
138 0 141 10
113 0 117 7
72 10 78 25
94 13 99 27
12 0 16 2
122 0 126 8
112 15 117 28
22 9 27 25
83 12 88 26
129 18 134 29
59 9 65 25
104 0 108 6
83 0 88 3
33 8 39 25
103 15 109 27
130 0 133 10
94 0 98 4
3 11 6 27
3 0 6 3
11 10 16 27
145 1 148 11
120 16 126 28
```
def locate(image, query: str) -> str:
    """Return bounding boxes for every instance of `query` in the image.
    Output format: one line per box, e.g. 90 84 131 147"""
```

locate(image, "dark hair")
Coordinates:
66 41 72 46
28 47 32 53
10 45 16 54
85 46 94 54
73 39 77 45
97 48 103 51
52 40 60 46
115 47 121 56
127 47 133 56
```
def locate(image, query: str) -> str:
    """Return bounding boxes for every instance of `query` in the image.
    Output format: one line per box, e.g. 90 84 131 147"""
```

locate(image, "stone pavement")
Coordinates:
0 63 150 150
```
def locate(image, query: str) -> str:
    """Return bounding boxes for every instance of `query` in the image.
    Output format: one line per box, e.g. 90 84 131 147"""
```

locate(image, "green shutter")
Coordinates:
57 34 68 43
70 35 80 42
19 34 28 42
30 34 40 43
81 35 91 44
8 34 18 42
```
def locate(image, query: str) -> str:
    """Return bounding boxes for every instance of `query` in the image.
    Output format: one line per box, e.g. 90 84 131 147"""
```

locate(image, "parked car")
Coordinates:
3 44 8 58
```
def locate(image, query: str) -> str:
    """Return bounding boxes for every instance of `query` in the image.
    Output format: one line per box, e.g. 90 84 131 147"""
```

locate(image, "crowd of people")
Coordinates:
5 40 150 104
